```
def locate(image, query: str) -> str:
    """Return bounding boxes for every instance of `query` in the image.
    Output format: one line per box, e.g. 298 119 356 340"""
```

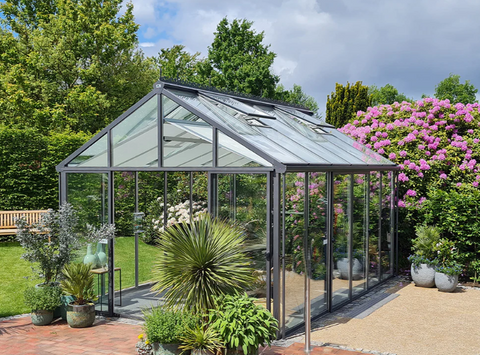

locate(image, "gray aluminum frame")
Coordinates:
57 79 400 337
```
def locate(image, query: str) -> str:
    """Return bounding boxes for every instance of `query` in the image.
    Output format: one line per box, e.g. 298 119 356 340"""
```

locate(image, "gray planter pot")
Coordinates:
411 263 436 288
66 303 96 328
337 258 364 280
31 310 54 326
435 272 459 292
152 343 182 355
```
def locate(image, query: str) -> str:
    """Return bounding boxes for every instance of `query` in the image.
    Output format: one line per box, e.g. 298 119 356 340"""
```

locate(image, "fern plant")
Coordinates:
60 263 97 305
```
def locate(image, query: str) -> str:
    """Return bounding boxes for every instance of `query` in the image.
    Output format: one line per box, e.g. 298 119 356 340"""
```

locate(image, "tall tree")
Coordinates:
0 0 158 134
155 45 204 82
326 81 370 128
434 73 478 104
275 84 319 115
197 17 279 98
369 84 411 106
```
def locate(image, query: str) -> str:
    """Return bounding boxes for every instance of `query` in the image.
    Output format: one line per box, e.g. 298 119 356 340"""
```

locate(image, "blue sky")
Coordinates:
130 0 480 114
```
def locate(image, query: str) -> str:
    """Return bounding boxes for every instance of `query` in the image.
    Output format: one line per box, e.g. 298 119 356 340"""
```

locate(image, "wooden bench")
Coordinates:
0 210 49 236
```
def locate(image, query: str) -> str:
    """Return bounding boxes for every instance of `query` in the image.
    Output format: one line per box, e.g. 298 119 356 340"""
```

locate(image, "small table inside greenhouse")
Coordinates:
90 267 122 312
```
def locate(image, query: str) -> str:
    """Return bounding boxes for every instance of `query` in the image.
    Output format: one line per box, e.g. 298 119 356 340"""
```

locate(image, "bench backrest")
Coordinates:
0 210 49 229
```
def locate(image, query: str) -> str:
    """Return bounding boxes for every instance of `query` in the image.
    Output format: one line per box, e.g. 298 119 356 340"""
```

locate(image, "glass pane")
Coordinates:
352 174 368 295
166 172 191 222
112 95 158 167
218 131 271 167
216 174 235 220
368 172 380 287
203 92 274 118
277 106 325 126
381 172 393 280
67 134 108 167
66 173 108 225
283 172 305 331
138 171 165 283
163 119 213 167
114 172 135 237
166 89 306 164
192 172 208 219
332 174 350 307
308 172 328 318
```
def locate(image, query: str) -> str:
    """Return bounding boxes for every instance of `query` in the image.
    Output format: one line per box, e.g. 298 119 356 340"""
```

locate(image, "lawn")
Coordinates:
0 237 160 317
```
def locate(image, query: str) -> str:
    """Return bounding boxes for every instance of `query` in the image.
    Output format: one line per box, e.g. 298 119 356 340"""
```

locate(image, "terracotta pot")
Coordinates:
66 302 95 328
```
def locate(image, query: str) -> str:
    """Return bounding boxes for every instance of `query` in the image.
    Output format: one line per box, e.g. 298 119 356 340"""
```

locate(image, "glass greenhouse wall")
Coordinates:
57 78 399 336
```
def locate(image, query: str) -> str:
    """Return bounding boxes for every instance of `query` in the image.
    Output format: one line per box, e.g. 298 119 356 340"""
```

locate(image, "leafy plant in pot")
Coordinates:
409 225 440 288
209 293 278 355
142 306 198 355
60 263 98 328
23 285 63 326
179 325 224 355
434 238 463 292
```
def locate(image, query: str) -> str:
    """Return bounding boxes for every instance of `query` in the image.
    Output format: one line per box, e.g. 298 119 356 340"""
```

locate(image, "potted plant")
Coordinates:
142 307 198 355
434 238 463 292
23 285 63 326
179 325 223 355
136 334 153 355
409 225 440 287
60 263 98 328
209 293 278 355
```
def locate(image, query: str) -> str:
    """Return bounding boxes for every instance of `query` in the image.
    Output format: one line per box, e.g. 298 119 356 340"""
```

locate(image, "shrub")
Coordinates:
179 325 223 354
411 225 440 261
16 203 80 284
341 98 480 274
60 263 97 305
142 307 198 344
209 293 278 355
23 285 63 311
151 214 255 314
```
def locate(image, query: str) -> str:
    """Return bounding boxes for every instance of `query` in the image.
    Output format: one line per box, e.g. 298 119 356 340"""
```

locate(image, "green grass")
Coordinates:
0 238 160 317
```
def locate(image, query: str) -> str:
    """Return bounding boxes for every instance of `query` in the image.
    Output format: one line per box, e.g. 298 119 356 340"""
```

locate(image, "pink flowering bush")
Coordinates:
341 98 480 276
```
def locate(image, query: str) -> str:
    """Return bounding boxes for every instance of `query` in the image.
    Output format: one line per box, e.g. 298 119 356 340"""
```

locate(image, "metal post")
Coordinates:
272 173 281 324
190 172 193 223
281 173 286 339
390 172 395 275
303 172 311 354
59 172 67 204
326 172 334 312
135 171 139 288
395 172 399 275
163 172 168 227
266 173 272 312
366 173 370 288
158 93 163 167
348 174 353 301
107 170 115 316
378 172 382 281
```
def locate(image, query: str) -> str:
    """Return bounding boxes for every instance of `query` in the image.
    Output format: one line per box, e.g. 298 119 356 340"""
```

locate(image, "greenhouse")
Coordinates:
56 78 399 337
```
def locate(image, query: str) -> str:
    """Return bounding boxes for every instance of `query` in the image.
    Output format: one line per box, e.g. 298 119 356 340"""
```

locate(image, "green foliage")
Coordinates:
411 225 441 260
156 45 204 82
326 81 371 128
408 254 436 268
16 203 80 284
179 325 223 353
275 83 320 114
369 84 412 106
0 126 90 210
434 73 478 104
0 0 157 134
151 214 255 314
60 262 97 305
470 260 480 283
23 285 62 311
197 17 279 98
142 307 199 344
423 187 480 278
209 293 278 354
435 263 463 276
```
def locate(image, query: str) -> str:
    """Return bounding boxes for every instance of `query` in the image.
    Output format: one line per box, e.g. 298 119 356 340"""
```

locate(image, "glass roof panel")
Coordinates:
276 106 326 125
67 134 108 167
163 118 213 167
112 95 158 167
218 131 272 167
202 92 274 118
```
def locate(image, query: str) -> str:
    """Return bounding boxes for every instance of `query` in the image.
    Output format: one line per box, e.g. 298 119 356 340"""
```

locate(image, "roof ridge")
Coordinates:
158 76 312 112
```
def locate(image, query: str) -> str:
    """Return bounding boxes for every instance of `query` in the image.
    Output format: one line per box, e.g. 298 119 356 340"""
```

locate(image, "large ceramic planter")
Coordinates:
337 258 363 280
435 272 459 292
66 303 96 328
31 310 54 326
191 351 214 355
152 343 182 355
411 263 436 288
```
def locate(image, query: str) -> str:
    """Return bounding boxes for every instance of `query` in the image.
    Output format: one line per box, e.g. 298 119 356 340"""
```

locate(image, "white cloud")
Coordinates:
127 0 480 114
139 42 156 48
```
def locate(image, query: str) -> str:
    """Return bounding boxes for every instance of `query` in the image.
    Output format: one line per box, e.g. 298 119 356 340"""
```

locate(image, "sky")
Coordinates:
125 0 480 115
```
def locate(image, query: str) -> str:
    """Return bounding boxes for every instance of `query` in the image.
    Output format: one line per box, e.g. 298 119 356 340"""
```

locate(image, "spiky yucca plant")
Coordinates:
179 325 224 354
151 214 255 314
60 263 97 305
